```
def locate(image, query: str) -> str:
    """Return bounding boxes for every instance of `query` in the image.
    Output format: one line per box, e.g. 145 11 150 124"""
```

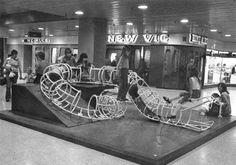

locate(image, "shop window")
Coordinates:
144 49 150 69
73 48 78 56
110 53 117 62
134 49 141 69
51 48 57 64
204 56 236 85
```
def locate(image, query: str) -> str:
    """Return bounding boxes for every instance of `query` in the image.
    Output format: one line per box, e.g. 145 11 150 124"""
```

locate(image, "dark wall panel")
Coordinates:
149 46 164 87
24 45 32 72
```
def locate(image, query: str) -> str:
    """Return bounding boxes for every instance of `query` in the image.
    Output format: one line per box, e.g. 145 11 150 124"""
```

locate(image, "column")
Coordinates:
78 18 107 67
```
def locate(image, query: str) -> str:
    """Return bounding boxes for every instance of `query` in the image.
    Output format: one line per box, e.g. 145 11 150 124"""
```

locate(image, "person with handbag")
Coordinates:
3 49 23 102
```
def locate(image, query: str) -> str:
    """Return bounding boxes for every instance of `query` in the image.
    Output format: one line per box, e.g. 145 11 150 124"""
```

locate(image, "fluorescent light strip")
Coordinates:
75 11 84 15
180 18 189 23
138 5 148 10
225 34 231 37
210 29 217 32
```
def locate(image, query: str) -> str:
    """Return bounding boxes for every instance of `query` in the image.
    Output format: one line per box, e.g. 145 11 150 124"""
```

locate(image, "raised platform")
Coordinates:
1 84 236 165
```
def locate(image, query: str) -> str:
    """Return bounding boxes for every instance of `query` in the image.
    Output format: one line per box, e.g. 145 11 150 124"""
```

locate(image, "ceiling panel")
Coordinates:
0 0 236 42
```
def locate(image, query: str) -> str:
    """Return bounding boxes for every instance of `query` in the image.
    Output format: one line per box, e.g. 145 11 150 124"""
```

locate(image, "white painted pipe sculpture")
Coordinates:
40 64 218 132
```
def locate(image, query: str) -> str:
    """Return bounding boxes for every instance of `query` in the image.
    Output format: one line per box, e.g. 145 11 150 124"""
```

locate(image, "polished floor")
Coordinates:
0 85 236 165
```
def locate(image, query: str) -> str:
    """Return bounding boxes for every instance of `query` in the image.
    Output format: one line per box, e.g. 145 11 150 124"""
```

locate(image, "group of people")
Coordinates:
1 47 232 118
182 58 231 117
1 48 91 102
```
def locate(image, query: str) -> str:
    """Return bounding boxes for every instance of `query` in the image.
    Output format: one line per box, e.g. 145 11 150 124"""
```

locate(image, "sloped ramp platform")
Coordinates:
1 102 236 165
12 84 92 127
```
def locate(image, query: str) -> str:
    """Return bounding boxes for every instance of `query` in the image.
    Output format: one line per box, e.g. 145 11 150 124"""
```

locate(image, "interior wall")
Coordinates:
149 46 164 87
23 45 32 72
0 38 4 76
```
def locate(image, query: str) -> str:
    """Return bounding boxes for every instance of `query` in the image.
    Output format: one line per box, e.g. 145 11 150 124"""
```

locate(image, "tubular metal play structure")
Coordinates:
40 63 125 121
40 64 220 131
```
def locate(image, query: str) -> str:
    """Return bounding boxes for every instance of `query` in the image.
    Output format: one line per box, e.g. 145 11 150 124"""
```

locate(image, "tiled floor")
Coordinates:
0 85 236 165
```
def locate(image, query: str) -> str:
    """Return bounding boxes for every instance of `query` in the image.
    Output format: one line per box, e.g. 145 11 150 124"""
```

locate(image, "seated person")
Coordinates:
203 83 231 117
76 53 92 81
129 84 160 120
25 67 36 83
61 48 76 67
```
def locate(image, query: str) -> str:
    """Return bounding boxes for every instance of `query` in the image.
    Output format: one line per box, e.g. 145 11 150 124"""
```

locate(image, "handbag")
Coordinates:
0 77 6 86
9 72 16 78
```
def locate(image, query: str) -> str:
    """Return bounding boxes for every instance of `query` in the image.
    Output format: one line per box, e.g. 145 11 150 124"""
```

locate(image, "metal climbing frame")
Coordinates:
70 65 117 86
127 71 216 132
40 64 125 121
40 64 217 131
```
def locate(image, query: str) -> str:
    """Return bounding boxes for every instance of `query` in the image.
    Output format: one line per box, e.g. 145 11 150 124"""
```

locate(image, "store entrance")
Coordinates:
106 45 151 83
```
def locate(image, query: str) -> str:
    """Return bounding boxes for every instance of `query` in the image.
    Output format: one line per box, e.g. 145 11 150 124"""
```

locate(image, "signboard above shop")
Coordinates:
107 33 169 44
189 33 208 45
107 33 207 47
22 38 50 44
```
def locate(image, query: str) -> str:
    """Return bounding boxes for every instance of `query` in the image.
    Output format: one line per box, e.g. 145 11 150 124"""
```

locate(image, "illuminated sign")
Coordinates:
107 33 169 44
143 34 169 43
189 33 207 45
108 34 138 44
22 38 50 44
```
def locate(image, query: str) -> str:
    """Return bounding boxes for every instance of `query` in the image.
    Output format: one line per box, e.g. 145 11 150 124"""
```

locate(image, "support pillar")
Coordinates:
78 18 107 67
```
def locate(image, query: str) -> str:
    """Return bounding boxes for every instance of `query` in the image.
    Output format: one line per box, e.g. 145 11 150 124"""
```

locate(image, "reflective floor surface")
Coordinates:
0 85 236 165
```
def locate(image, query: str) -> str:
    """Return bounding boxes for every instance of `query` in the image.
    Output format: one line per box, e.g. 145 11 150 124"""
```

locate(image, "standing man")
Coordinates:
34 52 48 83
116 46 131 101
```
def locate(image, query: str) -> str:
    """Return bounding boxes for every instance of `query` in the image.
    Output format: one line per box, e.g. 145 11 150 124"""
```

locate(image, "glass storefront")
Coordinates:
106 45 205 90
204 56 236 85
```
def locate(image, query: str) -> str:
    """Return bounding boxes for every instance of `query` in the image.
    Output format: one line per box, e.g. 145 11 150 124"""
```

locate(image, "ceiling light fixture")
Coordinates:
38 27 44 30
161 30 168 33
126 22 133 26
180 18 189 24
75 10 84 15
210 29 217 32
49 34 53 37
225 34 231 37
138 5 148 10
75 25 79 28
9 29 14 32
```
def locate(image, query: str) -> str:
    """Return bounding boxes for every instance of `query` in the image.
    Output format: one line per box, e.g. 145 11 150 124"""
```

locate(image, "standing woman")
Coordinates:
3 49 23 102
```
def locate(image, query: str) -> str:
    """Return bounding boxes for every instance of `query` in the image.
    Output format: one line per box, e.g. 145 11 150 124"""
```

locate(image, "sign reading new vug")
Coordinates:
107 33 169 44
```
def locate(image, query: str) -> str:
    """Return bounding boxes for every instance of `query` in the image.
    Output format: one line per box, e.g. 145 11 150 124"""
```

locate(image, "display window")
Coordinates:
204 56 236 85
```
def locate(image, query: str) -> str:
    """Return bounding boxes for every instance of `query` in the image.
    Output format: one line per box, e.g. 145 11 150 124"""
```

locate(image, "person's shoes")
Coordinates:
117 98 128 101
200 112 206 116
167 115 176 119
163 96 171 104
